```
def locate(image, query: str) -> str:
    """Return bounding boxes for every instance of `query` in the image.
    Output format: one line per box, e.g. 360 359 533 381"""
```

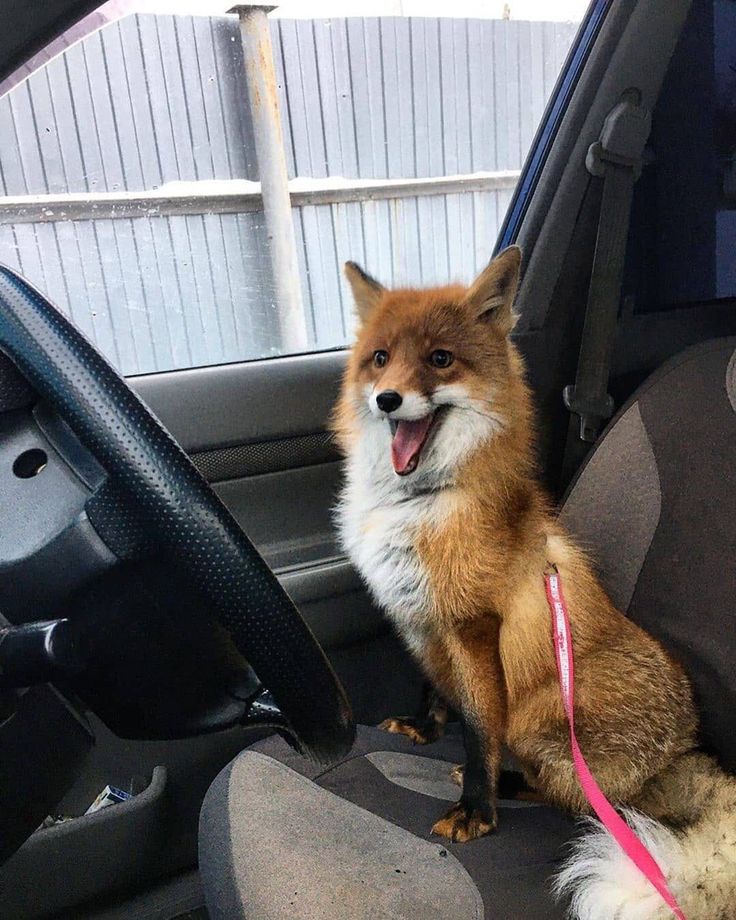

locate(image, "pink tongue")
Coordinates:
391 415 434 475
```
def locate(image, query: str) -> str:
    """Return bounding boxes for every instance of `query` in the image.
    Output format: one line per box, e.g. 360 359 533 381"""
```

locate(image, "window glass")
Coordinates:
0 2 587 375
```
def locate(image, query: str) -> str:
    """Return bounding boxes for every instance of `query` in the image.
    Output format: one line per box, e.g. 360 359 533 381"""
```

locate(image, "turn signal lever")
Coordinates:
0 619 87 689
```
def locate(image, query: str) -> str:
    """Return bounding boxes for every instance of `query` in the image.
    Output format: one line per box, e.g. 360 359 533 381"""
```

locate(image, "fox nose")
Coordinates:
376 390 403 414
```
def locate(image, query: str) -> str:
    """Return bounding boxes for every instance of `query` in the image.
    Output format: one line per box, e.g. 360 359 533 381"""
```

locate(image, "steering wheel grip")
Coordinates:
0 265 355 765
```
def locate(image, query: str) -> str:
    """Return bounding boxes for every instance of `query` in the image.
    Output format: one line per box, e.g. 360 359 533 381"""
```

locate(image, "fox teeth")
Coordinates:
389 419 398 436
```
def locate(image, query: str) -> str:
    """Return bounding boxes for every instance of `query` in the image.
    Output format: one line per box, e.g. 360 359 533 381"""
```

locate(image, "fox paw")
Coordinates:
449 764 464 787
431 801 497 842
378 716 438 745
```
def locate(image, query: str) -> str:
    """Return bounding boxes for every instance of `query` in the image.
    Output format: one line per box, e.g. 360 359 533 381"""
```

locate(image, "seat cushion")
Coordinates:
200 725 577 919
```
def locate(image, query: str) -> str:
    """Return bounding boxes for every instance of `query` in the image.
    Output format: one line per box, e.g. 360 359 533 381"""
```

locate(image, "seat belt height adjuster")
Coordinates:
563 385 615 443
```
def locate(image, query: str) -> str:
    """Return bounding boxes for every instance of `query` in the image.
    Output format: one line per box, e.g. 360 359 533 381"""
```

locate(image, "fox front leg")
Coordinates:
432 715 500 842
432 627 506 842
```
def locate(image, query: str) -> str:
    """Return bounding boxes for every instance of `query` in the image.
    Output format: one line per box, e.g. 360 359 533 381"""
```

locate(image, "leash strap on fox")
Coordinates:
544 566 687 920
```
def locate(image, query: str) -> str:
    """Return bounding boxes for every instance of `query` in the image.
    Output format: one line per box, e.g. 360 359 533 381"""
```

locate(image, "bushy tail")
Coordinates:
553 755 736 920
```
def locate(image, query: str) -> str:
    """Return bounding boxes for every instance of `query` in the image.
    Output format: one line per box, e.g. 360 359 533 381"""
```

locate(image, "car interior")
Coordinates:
0 0 735 917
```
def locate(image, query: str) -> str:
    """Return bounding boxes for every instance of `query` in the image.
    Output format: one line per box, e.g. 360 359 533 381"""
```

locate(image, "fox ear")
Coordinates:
463 246 521 334
344 261 385 323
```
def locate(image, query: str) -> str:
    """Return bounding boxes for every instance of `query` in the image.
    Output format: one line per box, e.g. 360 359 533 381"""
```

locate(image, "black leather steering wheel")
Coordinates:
0 264 355 766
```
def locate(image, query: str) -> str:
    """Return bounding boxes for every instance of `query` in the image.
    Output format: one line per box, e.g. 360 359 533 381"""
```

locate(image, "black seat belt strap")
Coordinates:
562 92 651 473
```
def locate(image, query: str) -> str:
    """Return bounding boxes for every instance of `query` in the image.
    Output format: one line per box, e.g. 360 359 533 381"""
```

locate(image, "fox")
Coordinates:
332 245 736 920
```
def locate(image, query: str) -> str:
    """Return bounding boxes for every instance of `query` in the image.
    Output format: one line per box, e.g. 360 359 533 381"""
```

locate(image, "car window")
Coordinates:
0 3 587 376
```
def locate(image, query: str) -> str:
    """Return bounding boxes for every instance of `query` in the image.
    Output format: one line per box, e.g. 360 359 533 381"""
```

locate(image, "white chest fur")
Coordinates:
335 428 451 654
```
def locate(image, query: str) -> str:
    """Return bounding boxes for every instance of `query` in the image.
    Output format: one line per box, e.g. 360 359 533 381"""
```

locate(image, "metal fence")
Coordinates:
0 14 579 374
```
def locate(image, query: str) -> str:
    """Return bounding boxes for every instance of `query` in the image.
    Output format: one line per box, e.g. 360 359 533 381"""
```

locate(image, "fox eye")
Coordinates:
373 350 389 368
430 349 453 368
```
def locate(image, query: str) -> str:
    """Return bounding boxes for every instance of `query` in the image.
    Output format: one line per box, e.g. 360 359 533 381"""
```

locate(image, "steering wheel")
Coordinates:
0 265 355 856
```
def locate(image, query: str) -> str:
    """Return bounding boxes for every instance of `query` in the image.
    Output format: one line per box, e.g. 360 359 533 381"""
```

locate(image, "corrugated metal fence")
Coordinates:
0 14 578 374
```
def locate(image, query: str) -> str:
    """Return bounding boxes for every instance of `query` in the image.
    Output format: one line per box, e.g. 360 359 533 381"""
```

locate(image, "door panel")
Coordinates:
132 350 346 451
213 463 342 570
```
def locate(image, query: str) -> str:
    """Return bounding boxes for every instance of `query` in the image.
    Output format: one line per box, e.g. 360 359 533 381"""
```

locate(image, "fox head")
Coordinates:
335 246 526 488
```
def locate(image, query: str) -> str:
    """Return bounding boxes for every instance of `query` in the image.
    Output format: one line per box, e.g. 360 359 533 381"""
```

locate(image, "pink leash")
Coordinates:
544 567 687 920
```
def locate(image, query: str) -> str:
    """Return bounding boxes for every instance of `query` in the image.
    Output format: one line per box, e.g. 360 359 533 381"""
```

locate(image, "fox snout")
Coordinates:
368 387 432 422
375 390 402 413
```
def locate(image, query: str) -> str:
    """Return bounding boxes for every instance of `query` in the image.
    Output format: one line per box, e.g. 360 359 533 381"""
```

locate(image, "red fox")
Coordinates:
333 246 736 919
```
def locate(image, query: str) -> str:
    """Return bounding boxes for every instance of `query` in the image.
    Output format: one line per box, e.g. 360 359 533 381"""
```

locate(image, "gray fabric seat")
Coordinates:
200 725 575 920
199 338 736 919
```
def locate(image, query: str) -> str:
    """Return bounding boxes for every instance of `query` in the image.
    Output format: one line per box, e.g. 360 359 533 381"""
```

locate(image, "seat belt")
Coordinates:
562 92 651 482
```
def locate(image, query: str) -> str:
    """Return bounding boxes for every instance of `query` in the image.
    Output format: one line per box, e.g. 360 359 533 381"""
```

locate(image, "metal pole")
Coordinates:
229 4 308 353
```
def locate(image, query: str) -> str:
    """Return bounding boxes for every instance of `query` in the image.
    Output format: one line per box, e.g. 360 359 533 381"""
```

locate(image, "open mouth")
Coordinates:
388 410 444 476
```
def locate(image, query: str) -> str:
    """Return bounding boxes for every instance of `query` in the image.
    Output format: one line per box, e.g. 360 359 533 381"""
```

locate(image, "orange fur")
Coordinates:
335 248 709 850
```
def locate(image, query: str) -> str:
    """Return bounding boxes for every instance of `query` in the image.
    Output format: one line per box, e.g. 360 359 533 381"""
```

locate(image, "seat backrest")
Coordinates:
560 338 736 771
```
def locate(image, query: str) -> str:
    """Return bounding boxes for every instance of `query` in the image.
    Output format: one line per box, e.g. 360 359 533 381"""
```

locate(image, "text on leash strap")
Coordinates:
544 569 687 920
